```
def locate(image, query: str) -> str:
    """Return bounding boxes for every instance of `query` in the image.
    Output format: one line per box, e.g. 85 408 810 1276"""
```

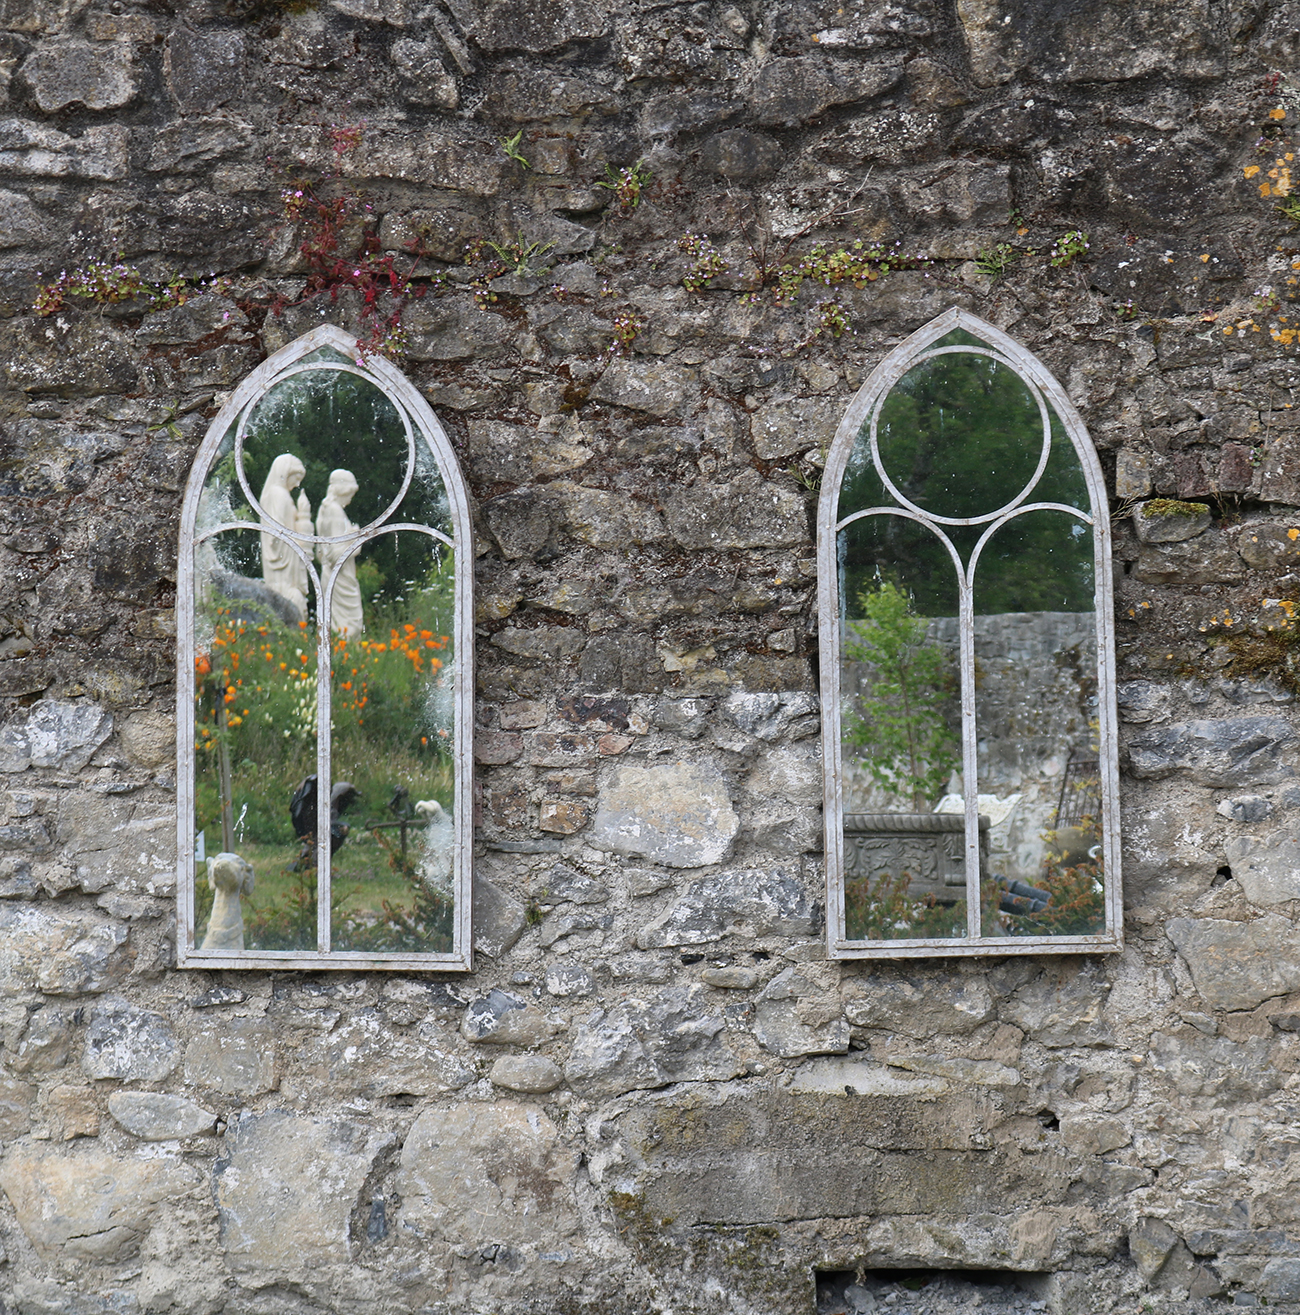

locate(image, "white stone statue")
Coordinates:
200 852 255 950
258 454 309 623
316 468 365 637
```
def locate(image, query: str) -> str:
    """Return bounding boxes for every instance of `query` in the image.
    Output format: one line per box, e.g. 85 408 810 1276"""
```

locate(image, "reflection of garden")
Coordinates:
194 571 455 954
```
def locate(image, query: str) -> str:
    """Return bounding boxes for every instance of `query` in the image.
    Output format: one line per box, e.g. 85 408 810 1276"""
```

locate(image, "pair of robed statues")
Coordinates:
258 456 365 637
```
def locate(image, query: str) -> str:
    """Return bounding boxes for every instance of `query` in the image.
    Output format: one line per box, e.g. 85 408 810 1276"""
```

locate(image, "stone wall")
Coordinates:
3 0 1300 1311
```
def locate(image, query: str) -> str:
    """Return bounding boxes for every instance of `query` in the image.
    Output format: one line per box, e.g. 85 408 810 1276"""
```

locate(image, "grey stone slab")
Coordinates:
0 1143 193 1263
0 905 130 997
214 1111 394 1276
1127 716 1297 787
663 468 809 550
82 1000 179 1082
590 759 739 869
1167 914 1300 1010
637 866 815 948
108 1091 217 1140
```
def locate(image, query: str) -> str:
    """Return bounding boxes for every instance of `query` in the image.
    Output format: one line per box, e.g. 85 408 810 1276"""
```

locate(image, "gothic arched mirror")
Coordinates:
177 325 473 970
819 308 1121 957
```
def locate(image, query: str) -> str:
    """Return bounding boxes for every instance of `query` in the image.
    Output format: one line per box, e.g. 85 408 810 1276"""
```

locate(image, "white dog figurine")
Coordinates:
414 799 445 822
200 852 255 951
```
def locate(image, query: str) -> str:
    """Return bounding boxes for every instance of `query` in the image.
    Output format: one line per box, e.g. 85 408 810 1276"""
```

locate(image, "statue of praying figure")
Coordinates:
258 454 309 623
316 468 365 637
199 852 255 951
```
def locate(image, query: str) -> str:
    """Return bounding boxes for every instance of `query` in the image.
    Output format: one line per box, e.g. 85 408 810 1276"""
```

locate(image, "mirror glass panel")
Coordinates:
973 508 1103 938
838 511 966 941
193 527 318 953
330 530 456 954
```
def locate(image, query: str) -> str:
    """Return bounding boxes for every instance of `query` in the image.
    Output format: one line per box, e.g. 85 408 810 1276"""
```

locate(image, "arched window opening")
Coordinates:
177 325 474 969
819 309 1121 958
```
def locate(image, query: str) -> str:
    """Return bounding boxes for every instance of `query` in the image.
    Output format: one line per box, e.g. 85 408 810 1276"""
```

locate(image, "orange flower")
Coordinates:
195 653 211 676
419 629 433 639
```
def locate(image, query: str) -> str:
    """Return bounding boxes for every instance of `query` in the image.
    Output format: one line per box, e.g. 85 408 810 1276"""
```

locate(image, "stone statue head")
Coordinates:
265 453 306 495
327 468 359 508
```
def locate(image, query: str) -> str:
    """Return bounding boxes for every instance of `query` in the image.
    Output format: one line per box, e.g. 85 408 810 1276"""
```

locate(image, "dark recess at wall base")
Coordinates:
816 1268 1051 1315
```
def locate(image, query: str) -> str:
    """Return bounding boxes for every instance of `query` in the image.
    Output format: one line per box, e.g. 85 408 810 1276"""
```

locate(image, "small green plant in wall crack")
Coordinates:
974 242 1019 279
597 159 652 212
607 309 644 357
677 232 729 291
498 130 530 169
481 232 556 278
1049 229 1090 268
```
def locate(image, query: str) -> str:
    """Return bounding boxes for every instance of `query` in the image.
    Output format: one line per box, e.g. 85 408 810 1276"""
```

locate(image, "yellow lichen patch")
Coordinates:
1246 165 1262 178
1271 106 1288 119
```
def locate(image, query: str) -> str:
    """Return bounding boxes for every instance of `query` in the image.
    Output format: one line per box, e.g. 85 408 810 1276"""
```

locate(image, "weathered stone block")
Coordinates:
397 1103 580 1248
1000 961 1113 1048
745 741 822 806
21 40 136 111
637 866 816 947
588 359 697 417
591 759 739 869
842 974 994 1037
183 1022 277 1096
1224 827 1300 905
301 1018 473 1096
747 57 902 128
472 875 528 958
1232 519 1300 570
164 26 245 113
1132 500 1212 543
750 394 841 459
486 1052 563 1095
108 1092 217 1141
956 0 1224 86
1132 538 1245 585
214 1111 394 1275
754 964 849 1057
0 699 112 773
1129 1216 1181 1280
462 988 561 1045
0 188 46 249
1127 717 1296 787
0 119 128 180
664 468 809 550
466 418 591 483
698 128 782 179
82 1000 179 1082
0 1144 193 1263
0 905 130 997
549 480 667 548
1148 1030 1279 1100
564 984 740 1094
0 1073 34 1138
1167 914 1300 1010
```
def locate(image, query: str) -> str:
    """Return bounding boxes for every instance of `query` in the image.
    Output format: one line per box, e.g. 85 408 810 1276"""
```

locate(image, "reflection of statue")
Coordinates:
316 468 364 636
200 852 255 950
259 454 308 623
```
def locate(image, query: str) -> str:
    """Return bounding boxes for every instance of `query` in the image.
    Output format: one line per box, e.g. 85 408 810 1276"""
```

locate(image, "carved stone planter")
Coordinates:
843 812 990 905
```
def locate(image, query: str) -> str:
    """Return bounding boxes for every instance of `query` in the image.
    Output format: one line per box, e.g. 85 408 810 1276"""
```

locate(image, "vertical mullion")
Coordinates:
958 561 980 941
317 570 332 956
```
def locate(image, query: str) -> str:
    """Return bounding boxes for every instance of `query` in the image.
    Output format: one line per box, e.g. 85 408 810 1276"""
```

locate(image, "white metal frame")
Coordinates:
819 308 1122 958
176 325 475 971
